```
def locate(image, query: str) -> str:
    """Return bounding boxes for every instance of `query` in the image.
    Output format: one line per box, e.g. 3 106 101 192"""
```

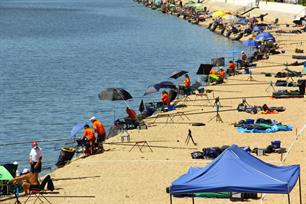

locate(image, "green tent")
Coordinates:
0 166 13 181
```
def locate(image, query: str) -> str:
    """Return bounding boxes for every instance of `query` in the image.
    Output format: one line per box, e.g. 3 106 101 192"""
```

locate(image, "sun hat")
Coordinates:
90 116 96 121
13 161 18 165
32 140 38 148
22 168 30 174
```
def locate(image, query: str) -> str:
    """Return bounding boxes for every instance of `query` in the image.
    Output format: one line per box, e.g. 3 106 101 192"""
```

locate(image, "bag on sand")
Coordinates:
191 151 204 159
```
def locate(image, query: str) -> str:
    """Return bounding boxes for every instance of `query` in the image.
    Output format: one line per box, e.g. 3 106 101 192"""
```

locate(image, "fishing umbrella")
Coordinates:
212 10 226 18
158 81 177 89
223 15 238 23
243 40 259 47
253 25 263 33
0 166 13 181
98 88 132 101
169 70 188 79
255 32 275 42
70 122 86 139
139 99 145 113
144 81 177 96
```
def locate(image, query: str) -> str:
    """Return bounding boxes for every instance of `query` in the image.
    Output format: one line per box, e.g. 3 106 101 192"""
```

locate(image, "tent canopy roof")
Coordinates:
170 145 300 194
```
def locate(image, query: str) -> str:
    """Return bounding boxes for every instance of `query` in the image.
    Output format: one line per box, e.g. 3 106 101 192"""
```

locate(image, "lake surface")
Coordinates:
0 0 246 171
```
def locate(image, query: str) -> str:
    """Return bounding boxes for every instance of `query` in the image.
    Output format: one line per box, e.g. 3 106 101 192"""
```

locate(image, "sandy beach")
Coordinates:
2 1 306 204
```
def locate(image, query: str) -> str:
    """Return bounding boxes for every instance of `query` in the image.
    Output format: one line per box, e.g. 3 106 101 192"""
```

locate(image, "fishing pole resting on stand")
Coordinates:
208 97 223 123
265 81 275 92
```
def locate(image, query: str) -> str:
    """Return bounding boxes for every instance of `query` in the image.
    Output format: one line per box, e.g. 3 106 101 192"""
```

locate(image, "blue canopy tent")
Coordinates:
168 145 302 204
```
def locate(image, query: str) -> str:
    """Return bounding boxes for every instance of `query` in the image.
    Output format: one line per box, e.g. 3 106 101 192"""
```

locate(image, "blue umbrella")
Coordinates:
253 26 260 32
255 32 275 42
70 122 86 139
243 40 259 47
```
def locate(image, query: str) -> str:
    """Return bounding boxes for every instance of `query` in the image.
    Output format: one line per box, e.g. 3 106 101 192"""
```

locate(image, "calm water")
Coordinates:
0 0 246 171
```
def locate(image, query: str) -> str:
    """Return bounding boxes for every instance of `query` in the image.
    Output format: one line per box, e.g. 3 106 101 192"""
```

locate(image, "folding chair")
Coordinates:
24 187 52 204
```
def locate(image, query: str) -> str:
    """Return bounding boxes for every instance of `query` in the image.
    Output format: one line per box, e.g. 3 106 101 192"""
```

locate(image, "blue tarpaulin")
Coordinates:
169 145 300 194
236 124 293 133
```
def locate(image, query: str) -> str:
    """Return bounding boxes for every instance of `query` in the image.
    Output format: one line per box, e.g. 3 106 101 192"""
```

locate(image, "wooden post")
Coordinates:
299 175 302 204
192 197 195 204
287 193 291 204
170 194 172 204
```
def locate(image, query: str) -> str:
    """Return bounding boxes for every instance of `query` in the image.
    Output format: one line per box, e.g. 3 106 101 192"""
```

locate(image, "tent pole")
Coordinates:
169 194 172 204
299 175 302 204
287 193 291 204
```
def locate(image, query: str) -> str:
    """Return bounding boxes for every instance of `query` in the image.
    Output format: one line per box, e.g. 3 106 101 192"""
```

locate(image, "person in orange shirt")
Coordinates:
218 68 225 79
82 124 96 155
161 91 170 105
125 107 137 121
228 60 236 76
90 116 106 151
217 68 225 83
184 74 191 87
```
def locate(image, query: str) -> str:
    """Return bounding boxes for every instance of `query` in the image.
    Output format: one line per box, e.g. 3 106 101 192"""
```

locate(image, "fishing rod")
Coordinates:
210 82 271 86
104 142 197 150
147 121 206 125
172 95 270 103
53 176 101 181
0 138 71 147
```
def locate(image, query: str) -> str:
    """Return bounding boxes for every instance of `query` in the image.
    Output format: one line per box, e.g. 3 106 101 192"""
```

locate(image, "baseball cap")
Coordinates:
32 140 38 148
22 168 30 174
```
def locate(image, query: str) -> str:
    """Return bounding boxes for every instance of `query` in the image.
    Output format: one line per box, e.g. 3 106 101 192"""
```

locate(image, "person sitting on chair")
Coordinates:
114 107 138 129
240 51 248 67
81 124 96 156
228 61 236 76
183 74 191 88
208 69 219 83
217 68 225 84
9 168 39 194
182 74 192 95
161 91 170 106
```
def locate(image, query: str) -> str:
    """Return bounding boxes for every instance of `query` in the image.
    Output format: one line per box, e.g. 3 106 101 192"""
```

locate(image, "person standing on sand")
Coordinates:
82 124 96 156
90 116 106 151
29 140 43 175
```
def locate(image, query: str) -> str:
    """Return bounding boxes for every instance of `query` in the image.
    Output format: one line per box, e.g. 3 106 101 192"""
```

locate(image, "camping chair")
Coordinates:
24 188 51 204
180 81 202 102
24 175 54 204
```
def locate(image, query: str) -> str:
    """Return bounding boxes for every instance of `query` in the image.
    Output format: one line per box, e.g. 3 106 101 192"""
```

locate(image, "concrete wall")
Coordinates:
258 2 306 17
207 0 306 17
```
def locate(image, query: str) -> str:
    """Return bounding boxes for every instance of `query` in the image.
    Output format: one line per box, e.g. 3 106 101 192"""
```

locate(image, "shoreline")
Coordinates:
3 1 306 204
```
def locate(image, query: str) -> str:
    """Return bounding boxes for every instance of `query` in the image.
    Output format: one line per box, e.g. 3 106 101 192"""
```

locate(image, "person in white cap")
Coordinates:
29 140 43 174
9 168 40 194
90 116 106 151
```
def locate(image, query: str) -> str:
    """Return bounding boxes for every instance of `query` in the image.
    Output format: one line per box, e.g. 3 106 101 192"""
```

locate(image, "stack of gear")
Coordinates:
237 103 285 114
191 146 251 160
235 118 293 133
273 80 305 98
